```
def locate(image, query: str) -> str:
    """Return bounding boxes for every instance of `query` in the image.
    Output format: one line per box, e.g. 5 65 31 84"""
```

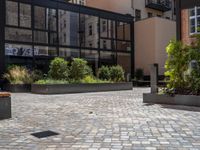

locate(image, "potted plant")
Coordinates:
3 66 42 92
143 38 200 107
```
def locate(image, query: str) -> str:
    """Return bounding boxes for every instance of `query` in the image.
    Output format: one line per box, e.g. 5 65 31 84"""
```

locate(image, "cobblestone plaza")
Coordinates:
1 88 200 149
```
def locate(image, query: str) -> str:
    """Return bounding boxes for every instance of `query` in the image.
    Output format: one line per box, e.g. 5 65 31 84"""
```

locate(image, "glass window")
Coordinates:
80 14 99 48
124 24 131 41
100 39 111 50
117 41 131 51
6 1 18 26
58 10 79 46
34 6 46 30
100 19 116 39
100 51 116 66
5 27 32 42
48 9 57 31
81 50 98 61
34 31 48 44
189 7 200 34
5 43 33 57
117 53 131 75
59 48 80 58
117 22 124 40
20 3 31 28
34 46 57 56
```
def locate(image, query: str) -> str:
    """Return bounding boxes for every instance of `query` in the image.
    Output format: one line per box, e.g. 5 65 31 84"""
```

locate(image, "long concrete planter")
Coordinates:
0 96 11 120
143 93 200 107
32 82 133 94
4 84 31 93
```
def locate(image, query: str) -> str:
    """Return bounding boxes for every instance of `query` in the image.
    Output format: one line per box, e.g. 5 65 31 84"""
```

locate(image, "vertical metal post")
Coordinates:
150 64 158 94
130 21 135 79
0 0 6 85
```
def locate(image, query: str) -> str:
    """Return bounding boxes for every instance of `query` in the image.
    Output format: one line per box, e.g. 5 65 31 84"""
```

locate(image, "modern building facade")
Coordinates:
176 0 200 44
0 0 134 80
86 0 176 76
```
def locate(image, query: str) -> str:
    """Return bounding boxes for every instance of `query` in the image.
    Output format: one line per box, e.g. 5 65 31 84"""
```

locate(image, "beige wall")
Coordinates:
135 17 176 75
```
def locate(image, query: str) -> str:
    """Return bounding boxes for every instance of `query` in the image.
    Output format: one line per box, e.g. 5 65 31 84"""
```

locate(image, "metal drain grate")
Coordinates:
31 130 59 138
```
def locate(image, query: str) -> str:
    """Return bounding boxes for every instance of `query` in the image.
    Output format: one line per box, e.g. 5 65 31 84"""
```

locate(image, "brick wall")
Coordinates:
181 9 195 45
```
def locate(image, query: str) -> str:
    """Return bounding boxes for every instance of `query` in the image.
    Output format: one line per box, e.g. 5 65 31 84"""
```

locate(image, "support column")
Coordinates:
0 0 6 84
150 64 158 94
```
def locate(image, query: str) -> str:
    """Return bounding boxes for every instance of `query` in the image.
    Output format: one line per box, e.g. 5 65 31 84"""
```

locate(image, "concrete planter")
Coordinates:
4 84 31 93
143 93 200 107
0 95 11 120
31 82 133 94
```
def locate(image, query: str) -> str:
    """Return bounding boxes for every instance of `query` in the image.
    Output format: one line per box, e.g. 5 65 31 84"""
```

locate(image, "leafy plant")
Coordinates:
35 79 69 84
3 66 33 84
70 58 92 80
110 65 125 82
81 75 110 84
135 68 144 80
48 57 69 80
98 66 110 81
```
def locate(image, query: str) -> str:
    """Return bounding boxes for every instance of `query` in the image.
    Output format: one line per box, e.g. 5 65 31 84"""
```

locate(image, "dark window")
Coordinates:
148 12 153 18
135 9 141 21
89 24 93 35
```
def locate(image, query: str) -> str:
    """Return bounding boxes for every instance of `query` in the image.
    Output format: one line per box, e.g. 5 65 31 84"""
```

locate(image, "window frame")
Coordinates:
189 7 200 35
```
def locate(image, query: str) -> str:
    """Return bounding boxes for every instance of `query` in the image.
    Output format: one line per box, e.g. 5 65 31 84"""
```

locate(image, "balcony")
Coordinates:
145 0 171 12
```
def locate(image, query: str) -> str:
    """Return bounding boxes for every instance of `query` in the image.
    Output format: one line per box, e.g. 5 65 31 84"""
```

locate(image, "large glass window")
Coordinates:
117 53 131 75
5 27 32 42
189 7 200 34
59 10 79 47
6 1 31 28
6 1 18 26
59 48 80 58
80 14 99 48
34 46 57 56
34 6 47 30
100 51 116 66
20 3 31 28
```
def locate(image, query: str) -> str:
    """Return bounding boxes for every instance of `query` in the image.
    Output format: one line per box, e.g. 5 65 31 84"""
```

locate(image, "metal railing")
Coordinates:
145 0 171 9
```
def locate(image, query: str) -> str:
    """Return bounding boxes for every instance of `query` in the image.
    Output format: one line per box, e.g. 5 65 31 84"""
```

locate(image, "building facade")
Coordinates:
86 0 176 77
176 0 200 44
0 0 134 80
86 0 176 21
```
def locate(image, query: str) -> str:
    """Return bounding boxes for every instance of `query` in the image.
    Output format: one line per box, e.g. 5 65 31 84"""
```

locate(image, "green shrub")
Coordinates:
31 70 43 82
35 79 69 84
81 75 110 84
48 57 69 80
70 58 92 80
3 66 33 84
110 65 125 82
98 66 110 81
135 68 144 80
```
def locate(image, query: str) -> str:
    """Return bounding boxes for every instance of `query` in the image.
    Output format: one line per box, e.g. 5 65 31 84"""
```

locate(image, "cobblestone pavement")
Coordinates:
1 88 200 150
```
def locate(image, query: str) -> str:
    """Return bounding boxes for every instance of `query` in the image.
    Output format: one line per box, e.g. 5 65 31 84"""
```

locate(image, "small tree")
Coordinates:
48 57 69 80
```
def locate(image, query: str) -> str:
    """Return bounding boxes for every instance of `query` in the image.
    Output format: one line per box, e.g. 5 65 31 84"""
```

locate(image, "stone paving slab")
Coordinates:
0 88 200 149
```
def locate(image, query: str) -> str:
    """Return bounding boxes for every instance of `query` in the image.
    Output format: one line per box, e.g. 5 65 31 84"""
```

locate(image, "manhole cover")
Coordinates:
31 130 59 138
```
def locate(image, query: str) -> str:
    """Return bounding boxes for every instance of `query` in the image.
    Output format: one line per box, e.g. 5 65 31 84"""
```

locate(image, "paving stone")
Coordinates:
0 88 200 149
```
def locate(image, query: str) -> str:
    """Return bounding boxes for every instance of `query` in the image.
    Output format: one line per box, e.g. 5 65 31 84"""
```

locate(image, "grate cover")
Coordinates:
31 130 59 138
